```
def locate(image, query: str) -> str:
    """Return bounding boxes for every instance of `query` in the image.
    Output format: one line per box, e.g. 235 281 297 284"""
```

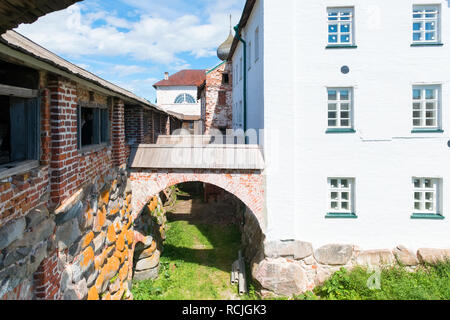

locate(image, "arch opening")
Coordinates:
130 181 265 300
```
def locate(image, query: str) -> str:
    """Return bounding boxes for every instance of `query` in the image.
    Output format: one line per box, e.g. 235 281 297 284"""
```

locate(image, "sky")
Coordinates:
15 0 246 103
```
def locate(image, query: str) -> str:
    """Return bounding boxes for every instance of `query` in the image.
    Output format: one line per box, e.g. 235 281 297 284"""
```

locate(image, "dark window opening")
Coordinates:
0 95 40 169
222 73 229 85
0 60 39 90
78 106 109 149
0 96 11 165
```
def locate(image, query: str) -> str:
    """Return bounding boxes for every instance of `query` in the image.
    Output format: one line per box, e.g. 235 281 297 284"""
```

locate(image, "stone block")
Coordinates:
0 218 26 251
14 218 55 249
26 242 48 276
314 244 353 266
417 248 450 264
25 206 49 229
93 232 106 255
135 250 160 271
63 278 88 300
55 200 83 226
264 240 313 260
56 219 81 251
355 249 395 266
253 258 308 296
133 266 159 281
137 241 157 260
393 245 419 266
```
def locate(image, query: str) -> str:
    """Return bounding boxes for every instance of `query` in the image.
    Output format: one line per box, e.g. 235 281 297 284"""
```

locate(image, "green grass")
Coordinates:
302 261 450 300
132 219 242 300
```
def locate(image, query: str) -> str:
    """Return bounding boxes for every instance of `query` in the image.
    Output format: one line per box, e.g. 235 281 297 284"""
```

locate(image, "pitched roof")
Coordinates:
153 69 206 88
0 0 82 34
0 30 172 116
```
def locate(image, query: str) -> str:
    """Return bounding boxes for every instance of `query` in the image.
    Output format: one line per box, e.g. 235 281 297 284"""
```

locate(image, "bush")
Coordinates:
314 261 450 300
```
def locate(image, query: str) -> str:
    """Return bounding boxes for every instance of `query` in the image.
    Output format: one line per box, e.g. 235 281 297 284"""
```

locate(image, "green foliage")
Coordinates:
314 261 450 300
132 219 242 300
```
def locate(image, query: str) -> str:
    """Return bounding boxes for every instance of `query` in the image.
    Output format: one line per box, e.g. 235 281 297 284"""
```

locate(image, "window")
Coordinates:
412 85 441 131
327 8 355 46
174 93 196 104
412 5 440 44
412 178 443 219
254 27 260 62
0 96 40 169
222 73 229 85
77 106 109 149
327 178 356 218
327 88 354 131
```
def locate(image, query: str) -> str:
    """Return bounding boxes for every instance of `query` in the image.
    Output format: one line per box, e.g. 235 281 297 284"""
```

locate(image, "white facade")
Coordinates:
232 0 450 251
155 86 201 117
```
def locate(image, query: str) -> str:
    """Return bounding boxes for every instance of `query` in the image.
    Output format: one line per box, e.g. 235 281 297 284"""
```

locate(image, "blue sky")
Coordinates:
15 0 246 103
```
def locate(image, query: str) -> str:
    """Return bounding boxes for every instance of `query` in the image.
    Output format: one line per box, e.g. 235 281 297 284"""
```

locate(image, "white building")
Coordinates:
153 70 205 132
231 0 450 252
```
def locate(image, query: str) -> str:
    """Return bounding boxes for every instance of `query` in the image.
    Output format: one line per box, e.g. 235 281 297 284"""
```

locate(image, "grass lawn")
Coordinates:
132 219 242 300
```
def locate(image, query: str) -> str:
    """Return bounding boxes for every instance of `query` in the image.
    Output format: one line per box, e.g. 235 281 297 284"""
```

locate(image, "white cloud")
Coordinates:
15 0 244 66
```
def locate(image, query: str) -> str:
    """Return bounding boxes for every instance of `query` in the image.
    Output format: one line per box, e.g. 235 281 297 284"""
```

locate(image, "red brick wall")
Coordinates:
112 98 127 167
33 250 62 300
202 62 233 135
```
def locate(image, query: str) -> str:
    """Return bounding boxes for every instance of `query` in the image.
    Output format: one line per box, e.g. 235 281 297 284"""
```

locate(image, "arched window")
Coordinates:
174 93 196 104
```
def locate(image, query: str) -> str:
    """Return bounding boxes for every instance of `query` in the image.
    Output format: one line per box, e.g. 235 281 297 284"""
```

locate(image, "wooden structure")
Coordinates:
0 0 82 33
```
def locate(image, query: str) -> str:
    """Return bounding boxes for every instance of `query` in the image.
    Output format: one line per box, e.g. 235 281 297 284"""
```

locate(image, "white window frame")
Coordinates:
413 177 441 216
412 5 441 44
412 85 441 130
328 178 355 214
327 88 353 129
327 7 355 46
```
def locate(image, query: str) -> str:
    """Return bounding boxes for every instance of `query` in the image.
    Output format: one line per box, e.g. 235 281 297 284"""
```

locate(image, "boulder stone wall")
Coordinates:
252 240 450 297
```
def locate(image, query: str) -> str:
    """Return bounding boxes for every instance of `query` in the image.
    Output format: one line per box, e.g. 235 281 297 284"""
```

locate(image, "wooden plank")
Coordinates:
0 84 38 98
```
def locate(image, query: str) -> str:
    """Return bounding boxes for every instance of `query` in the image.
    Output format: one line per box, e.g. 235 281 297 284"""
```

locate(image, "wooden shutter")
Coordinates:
77 106 81 150
25 97 40 160
10 97 40 162
101 108 109 143
93 108 100 145
10 97 26 162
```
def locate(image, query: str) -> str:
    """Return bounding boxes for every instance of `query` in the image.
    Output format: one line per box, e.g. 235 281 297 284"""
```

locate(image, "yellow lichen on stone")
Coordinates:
81 246 95 267
116 232 125 252
87 286 99 300
119 261 129 282
126 229 134 245
100 189 110 205
102 292 111 300
82 232 95 249
107 224 116 243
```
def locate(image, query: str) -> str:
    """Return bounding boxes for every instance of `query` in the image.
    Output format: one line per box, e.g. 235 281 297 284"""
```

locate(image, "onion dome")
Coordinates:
217 31 234 61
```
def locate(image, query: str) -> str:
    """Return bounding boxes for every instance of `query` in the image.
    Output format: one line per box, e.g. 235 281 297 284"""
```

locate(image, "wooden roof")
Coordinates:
0 0 82 34
129 144 265 170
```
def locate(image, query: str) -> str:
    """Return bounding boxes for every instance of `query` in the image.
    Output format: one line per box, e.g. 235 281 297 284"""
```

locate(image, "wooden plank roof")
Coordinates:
0 0 82 34
129 144 265 170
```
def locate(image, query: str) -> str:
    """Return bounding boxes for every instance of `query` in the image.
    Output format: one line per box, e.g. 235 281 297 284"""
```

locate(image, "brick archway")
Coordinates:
129 168 266 231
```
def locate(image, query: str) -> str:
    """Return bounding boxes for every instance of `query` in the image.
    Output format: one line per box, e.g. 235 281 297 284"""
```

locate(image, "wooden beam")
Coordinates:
0 84 38 98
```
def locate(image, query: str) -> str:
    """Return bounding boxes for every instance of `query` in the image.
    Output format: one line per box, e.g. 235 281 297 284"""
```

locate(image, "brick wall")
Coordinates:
202 62 233 135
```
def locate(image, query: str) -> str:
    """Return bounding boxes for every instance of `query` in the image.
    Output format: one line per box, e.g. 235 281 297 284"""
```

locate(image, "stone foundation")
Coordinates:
0 166 135 300
132 195 167 282
251 240 450 297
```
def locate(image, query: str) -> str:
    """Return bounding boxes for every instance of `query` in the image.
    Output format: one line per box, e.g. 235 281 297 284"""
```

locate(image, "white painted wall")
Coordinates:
237 0 450 251
155 86 201 116
232 0 265 138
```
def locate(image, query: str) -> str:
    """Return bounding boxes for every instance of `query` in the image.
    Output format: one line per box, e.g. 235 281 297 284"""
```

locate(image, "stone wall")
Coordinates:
252 240 450 297
133 195 167 282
